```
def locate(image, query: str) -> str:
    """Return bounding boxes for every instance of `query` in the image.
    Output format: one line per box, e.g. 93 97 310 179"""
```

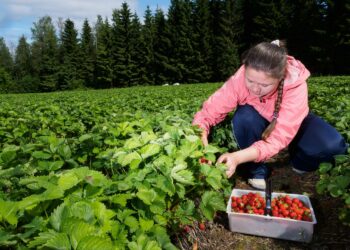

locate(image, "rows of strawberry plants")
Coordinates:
308 76 350 141
0 85 234 249
0 76 349 248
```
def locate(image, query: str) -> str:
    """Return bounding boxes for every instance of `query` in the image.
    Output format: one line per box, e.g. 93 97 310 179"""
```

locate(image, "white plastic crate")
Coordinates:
226 189 317 243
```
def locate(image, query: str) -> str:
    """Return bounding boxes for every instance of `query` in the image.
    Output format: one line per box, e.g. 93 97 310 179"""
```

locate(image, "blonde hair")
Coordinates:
243 40 287 140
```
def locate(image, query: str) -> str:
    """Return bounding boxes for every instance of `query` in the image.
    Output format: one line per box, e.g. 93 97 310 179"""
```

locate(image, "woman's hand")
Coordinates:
217 152 239 178
217 147 259 178
199 130 214 165
201 130 209 146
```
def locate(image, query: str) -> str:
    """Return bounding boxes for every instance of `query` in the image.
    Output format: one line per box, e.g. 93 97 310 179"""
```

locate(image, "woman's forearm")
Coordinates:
234 146 259 165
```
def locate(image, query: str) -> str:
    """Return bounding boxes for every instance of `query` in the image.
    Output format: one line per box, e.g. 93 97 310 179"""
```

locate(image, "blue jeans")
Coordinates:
232 105 348 179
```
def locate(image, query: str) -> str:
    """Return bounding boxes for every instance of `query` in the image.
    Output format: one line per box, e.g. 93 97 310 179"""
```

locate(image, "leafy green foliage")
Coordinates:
316 154 350 226
0 83 232 248
200 191 226 220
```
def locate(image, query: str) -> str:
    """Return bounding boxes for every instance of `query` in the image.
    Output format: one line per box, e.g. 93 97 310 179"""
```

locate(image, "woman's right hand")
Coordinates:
217 152 239 178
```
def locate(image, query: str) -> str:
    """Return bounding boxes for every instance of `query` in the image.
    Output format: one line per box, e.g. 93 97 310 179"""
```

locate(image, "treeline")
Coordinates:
0 0 349 93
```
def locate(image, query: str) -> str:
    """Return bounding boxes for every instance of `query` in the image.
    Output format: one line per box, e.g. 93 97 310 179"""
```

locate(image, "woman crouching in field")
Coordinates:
192 40 348 190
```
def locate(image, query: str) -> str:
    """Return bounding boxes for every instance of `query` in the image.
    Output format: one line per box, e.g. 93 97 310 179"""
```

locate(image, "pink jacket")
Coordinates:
193 56 310 162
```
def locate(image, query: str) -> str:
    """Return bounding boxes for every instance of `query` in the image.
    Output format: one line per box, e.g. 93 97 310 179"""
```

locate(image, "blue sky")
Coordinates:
0 0 170 49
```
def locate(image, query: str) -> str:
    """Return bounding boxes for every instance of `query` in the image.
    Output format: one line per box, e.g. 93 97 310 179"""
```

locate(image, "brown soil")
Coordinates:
174 151 350 250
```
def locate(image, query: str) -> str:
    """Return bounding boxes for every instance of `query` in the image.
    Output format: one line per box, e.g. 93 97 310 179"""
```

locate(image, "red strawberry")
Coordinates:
199 157 209 164
199 223 206 231
231 201 238 208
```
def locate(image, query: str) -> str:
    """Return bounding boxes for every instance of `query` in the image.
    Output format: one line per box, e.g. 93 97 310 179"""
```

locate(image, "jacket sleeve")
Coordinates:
192 66 244 133
251 82 309 162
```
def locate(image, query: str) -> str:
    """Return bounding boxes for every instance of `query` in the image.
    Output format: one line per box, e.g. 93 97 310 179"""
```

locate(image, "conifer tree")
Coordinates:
58 19 83 89
209 0 239 81
250 1 288 42
0 38 15 93
192 0 212 82
167 0 197 83
94 16 114 88
129 14 143 86
81 19 95 87
153 8 173 85
325 0 350 74
0 37 14 76
223 0 241 71
139 6 155 85
31 16 59 91
285 0 326 73
14 36 37 92
227 0 245 55
111 3 134 87
14 36 32 79
0 67 15 93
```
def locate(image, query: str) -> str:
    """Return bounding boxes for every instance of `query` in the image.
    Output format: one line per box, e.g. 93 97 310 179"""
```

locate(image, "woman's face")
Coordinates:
245 67 280 97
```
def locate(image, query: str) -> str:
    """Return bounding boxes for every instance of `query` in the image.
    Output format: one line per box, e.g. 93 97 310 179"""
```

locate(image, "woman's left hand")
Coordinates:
217 152 239 178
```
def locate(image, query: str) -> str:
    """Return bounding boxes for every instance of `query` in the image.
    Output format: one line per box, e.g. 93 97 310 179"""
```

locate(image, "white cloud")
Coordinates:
4 0 139 29
1 0 170 47
8 4 32 19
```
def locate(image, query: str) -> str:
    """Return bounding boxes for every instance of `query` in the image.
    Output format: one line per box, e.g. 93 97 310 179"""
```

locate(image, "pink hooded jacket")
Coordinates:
193 56 310 162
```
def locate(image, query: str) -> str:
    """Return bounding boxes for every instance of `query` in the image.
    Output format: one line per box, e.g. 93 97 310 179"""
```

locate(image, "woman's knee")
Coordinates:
231 105 269 148
294 113 348 159
232 105 262 127
291 137 348 172
320 135 348 157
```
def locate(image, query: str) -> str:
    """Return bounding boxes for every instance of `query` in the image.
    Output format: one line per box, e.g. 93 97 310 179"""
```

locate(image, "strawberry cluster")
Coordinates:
231 192 265 215
231 192 313 222
271 195 312 221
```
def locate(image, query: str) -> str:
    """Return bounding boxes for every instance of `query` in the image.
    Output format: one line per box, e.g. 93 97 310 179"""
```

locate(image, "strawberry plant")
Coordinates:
316 153 350 225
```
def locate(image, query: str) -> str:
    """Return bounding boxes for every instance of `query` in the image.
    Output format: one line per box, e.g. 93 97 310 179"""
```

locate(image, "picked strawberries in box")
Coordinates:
230 192 312 221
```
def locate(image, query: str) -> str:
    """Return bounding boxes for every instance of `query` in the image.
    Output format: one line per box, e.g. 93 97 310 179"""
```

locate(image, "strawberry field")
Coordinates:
0 76 349 249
